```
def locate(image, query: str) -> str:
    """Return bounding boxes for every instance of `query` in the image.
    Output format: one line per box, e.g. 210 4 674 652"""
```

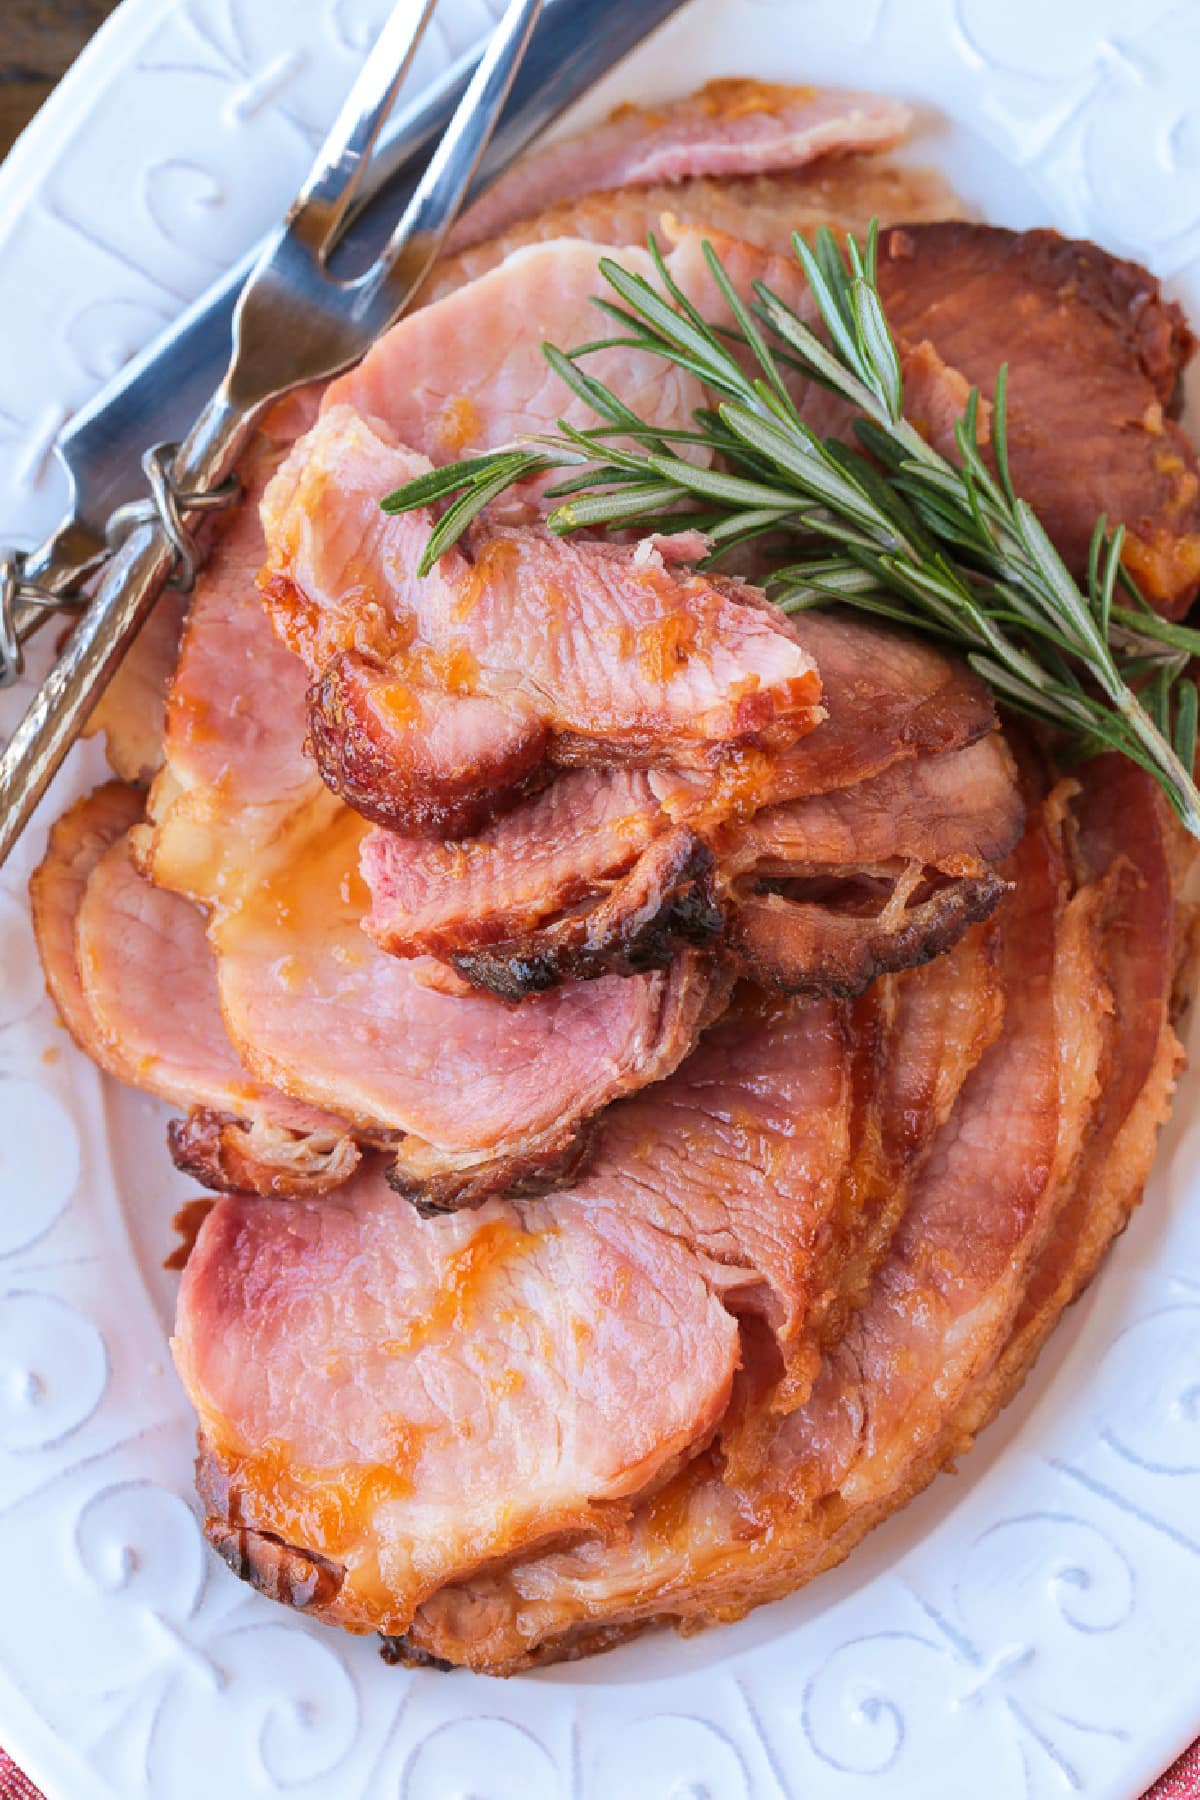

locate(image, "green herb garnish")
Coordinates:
382 222 1200 835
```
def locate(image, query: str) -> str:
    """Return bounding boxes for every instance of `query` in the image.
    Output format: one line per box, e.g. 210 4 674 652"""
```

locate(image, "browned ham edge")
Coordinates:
363 730 1024 1001
723 863 1006 996
29 785 364 1201
876 222 1200 616
168 1112 363 1200
447 832 723 1000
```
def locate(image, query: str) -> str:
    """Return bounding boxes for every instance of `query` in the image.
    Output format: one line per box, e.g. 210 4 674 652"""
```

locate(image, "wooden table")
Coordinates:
1 0 120 158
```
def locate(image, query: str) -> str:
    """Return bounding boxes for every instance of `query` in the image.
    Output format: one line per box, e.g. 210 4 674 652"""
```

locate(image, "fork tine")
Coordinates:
364 0 543 306
290 0 442 255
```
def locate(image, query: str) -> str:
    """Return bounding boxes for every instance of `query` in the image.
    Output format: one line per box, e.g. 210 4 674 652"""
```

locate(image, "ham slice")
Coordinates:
141 437 728 1209
174 985 851 1636
650 608 1000 818
425 160 960 307
875 222 1200 617
361 705 1020 1001
446 81 911 255
719 732 1022 995
259 407 821 837
30 784 361 1198
179 896 1001 1646
180 747 1188 1670
325 237 709 474
176 1164 743 1636
81 592 187 785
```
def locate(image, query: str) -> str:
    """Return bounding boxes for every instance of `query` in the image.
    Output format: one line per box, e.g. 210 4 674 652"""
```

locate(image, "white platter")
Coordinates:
3 1 1200 1795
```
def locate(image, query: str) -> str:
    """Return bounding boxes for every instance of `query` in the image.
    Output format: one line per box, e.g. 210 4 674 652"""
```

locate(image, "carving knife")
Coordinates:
10 0 691 645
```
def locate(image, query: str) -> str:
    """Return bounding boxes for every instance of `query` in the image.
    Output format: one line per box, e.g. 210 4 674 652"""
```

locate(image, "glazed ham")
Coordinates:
361 667 1021 999
426 160 959 306
177 1170 743 1635
208 802 725 1211
260 407 821 837
875 222 1200 616
30 784 361 1198
179 932 992 1636
324 237 709 473
447 81 912 255
81 592 187 785
141 433 728 1209
29 78 1198 1681
183 747 1182 1664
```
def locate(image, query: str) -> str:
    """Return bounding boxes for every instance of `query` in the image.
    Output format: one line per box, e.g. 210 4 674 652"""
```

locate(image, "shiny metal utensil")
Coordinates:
0 0 542 866
0 0 691 678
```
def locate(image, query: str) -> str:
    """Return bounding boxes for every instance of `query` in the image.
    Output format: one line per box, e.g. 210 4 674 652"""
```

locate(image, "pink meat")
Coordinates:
174 1163 741 1635
259 407 821 833
144 464 727 1207
446 80 911 254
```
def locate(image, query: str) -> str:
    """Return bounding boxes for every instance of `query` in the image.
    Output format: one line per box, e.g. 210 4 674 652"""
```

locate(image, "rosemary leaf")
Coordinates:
377 219 1200 837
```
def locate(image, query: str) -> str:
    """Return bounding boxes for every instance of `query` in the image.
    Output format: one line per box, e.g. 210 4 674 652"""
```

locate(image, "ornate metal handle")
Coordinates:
0 553 87 688
0 395 251 866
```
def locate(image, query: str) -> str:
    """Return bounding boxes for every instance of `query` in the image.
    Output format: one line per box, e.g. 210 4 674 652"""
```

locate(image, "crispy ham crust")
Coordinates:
362 707 1022 1001
876 222 1200 617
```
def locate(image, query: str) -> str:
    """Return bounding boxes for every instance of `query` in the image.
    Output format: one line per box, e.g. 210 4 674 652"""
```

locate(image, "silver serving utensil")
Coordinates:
0 0 543 865
1 0 691 676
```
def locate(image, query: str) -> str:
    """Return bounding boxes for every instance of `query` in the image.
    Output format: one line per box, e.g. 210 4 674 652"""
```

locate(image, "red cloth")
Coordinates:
0 1753 41 1800
2 1739 1199 1795
1152 1742 1200 1800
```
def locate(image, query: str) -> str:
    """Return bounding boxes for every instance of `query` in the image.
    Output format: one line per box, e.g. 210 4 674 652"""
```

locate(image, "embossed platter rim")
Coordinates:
2 2 1200 1796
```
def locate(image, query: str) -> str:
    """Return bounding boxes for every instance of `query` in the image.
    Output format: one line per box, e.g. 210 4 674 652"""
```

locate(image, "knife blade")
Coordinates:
17 0 690 605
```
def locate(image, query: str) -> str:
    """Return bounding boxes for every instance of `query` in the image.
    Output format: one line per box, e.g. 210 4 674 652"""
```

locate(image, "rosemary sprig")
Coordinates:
380 223 1200 835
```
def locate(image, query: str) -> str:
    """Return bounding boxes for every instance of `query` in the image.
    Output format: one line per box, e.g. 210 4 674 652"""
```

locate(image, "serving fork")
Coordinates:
0 0 543 866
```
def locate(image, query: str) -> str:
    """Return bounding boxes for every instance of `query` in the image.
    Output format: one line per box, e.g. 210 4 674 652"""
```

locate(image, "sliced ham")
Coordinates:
30 785 360 1198
718 732 1023 995
875 222 1200 617
325 237 709 474
395 771 1113 1669
30 782 144 1055
180 892 1003 1648
82 592 187 785
175 1164 743 1636
142 456 728 1209
966 755 1183 1411
176 985 850 1637
362 704 1019 1000
425 160 960 307
209 800 725 1213
650 608 1000 819
259 406 821 836
446 81 912 255
139 422 327 909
